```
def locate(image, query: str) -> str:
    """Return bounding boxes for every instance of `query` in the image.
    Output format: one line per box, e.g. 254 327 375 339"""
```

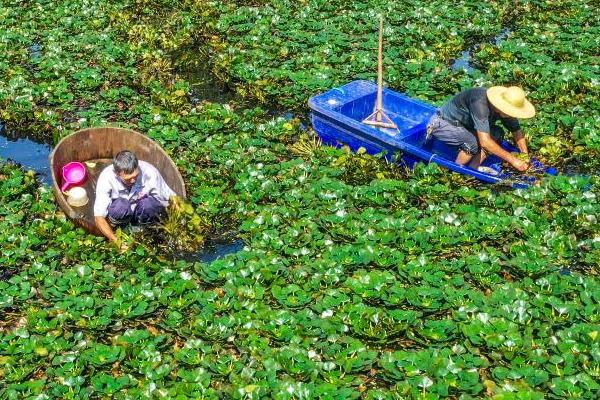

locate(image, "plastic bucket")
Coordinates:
61 161 87 192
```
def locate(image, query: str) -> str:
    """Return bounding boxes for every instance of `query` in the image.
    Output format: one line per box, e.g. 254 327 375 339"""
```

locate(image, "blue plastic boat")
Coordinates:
308 80 557 188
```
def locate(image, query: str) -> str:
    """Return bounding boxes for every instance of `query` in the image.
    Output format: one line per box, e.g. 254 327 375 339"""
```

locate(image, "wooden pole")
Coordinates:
376 15 384 122
362 16 398 131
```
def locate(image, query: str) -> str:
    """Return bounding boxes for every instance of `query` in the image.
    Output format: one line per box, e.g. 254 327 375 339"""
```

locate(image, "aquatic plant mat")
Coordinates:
1 0 599 398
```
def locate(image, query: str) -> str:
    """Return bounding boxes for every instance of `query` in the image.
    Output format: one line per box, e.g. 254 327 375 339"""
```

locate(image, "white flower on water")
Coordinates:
180 271 192 280
322 361 336 371
419 376 434 388
372 312 380 324
583 191 596 199
321 309 333 318
477 313 490 324
514 206 527 216
76 265 87 277
443 213 458 224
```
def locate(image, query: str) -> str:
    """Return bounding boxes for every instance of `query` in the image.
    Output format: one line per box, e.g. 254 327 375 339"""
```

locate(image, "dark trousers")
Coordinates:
107 197 165 226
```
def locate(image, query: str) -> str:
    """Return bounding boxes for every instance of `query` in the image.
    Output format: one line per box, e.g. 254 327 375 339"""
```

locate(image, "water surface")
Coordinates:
0 123 53 184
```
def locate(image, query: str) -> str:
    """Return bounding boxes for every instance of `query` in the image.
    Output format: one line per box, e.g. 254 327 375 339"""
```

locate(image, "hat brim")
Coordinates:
487 86 536 119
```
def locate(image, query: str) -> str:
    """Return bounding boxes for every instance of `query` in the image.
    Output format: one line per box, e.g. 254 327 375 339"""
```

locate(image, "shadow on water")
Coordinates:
0 122 53 184
176 55 240 105
451 28 512 74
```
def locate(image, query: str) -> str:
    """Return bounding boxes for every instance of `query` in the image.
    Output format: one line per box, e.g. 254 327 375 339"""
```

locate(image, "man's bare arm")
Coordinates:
476 131 528 171
95 216 118 243
512 129 528 154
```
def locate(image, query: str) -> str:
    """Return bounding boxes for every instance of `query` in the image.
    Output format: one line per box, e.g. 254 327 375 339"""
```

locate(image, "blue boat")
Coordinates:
308 80 557 188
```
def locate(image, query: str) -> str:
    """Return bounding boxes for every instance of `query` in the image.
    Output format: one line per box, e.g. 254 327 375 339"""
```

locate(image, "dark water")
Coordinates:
0 123 53 184
179 238 245 263
29 42 42 61
451 50 475 73
493 28 512 46
178 62 239 105
451 28 512 73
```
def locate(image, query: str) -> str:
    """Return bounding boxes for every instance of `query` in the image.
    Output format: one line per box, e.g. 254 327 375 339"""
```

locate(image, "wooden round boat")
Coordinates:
49 127 186 235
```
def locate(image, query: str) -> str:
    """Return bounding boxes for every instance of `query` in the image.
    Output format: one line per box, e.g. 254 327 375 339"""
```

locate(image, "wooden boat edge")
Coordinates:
49 127 187 235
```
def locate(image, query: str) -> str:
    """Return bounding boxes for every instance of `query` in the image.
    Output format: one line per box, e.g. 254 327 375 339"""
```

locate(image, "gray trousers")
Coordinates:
427 114 504 155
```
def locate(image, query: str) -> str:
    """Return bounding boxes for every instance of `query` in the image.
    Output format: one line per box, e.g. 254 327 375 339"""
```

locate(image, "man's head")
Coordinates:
113 150 139 187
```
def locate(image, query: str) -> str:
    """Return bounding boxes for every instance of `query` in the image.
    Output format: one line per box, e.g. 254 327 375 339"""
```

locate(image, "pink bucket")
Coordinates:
61 161 87 192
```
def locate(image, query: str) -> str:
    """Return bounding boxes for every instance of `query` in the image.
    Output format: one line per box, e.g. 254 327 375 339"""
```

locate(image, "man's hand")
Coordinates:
512 158 530 172
169 195 182 212
477 131 530 173
96 216 118 242
115 240 130 254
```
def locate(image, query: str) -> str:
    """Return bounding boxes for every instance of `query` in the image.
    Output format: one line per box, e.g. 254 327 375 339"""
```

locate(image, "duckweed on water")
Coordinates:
1 0 599 398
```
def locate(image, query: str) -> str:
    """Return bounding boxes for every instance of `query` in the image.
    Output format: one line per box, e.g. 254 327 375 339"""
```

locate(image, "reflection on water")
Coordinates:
197 238 245 263
451 50 475 73
0 123 53 184
176 238 245 263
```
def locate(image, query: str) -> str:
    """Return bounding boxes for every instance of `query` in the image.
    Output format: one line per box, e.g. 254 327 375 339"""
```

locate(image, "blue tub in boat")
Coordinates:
308 80 556 188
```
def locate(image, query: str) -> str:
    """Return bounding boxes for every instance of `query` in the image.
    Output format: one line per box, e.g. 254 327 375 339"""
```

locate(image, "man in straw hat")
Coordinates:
426 86 535 171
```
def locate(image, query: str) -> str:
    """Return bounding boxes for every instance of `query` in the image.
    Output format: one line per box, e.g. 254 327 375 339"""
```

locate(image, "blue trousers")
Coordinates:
107 197 165 226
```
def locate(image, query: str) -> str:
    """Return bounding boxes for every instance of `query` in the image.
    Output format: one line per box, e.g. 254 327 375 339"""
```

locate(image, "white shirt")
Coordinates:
93 160 176 217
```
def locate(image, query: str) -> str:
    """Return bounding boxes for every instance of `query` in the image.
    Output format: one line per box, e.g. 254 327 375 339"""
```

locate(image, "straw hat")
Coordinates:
487 86 535 119
65 186 89 207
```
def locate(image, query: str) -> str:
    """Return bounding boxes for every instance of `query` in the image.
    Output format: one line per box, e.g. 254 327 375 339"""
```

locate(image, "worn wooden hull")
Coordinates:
49 127 186 235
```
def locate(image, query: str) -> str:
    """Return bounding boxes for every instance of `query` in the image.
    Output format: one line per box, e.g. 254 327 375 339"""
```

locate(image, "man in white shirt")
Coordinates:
94 150 176 246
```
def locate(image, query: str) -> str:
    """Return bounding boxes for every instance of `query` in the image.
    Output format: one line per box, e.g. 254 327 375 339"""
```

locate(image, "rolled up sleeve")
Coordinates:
145 166 176 206
470 98 491 134
156 173 176 203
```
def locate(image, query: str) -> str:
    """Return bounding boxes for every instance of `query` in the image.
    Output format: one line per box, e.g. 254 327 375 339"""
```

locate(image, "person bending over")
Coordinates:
94 150 176 248
427 86 535 171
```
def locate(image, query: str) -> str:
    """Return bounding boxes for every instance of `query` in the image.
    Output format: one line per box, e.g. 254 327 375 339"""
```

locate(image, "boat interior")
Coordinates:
338 91 507 167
